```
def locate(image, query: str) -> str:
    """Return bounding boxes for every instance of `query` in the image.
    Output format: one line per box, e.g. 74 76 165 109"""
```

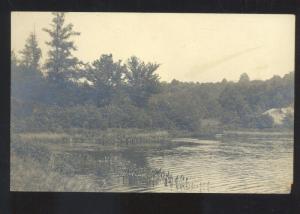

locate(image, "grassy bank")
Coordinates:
10 128 192 191
13 128 170 145
11 151 106 191
12 126 293 146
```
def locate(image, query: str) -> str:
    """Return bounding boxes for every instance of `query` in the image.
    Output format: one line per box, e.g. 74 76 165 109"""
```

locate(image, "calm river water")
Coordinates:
50 134 293 193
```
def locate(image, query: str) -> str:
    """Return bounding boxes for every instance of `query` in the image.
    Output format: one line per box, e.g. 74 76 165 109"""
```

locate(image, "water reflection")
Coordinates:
50 135 292 193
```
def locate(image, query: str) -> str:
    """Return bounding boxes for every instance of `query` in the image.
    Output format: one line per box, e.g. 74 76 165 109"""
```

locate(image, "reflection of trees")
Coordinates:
55 148 155 189
121 148 148 168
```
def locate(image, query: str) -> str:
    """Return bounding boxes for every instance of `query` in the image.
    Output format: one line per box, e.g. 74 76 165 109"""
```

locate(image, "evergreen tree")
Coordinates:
11 50 21 98
43 12 80 82
12 43 44 103
11 50 19 72
19 32 42 72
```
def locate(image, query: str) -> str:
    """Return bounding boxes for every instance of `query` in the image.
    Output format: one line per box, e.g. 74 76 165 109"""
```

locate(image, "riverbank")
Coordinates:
13 128 170 145
12 127 294 146
10 128 191 191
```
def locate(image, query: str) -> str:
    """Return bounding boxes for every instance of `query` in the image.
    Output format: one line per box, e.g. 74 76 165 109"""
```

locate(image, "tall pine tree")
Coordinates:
43 12 80 83
12 35 44 103
19 32 42 72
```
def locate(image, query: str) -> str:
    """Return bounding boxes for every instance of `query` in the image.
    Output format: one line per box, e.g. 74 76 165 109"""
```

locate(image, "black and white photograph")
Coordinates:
10 12 294 193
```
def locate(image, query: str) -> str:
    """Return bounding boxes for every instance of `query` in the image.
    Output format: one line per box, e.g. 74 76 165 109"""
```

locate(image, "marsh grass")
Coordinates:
14 128 170 146
11 148 203 192
18 132 71 140
10 152 105 192
11 128 207 192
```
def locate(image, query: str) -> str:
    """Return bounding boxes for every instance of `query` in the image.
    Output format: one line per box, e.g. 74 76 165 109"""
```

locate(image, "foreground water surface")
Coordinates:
29 133 292 193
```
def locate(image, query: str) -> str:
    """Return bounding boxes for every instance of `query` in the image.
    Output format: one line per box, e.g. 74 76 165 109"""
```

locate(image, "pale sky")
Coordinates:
11 12 295 83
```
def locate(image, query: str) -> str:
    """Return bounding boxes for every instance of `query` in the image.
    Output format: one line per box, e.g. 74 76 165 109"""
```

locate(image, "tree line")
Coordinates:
11 12 294 133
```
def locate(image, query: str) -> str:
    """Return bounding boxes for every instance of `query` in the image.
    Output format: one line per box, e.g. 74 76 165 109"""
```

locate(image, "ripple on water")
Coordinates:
47 136 293 193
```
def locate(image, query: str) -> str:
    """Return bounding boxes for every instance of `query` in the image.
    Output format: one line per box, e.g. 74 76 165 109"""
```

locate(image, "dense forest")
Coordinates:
11 12 294 135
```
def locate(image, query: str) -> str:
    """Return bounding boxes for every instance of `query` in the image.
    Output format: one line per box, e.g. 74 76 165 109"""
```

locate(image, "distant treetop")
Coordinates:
239 73 250 83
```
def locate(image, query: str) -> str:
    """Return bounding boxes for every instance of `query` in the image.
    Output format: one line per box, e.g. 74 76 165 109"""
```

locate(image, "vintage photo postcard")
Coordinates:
10 12 294 193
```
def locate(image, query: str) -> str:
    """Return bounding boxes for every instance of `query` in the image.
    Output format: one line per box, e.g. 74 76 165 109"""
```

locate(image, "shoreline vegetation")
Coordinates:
11 128 293 191
14 129 170 146
13 127 293 147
